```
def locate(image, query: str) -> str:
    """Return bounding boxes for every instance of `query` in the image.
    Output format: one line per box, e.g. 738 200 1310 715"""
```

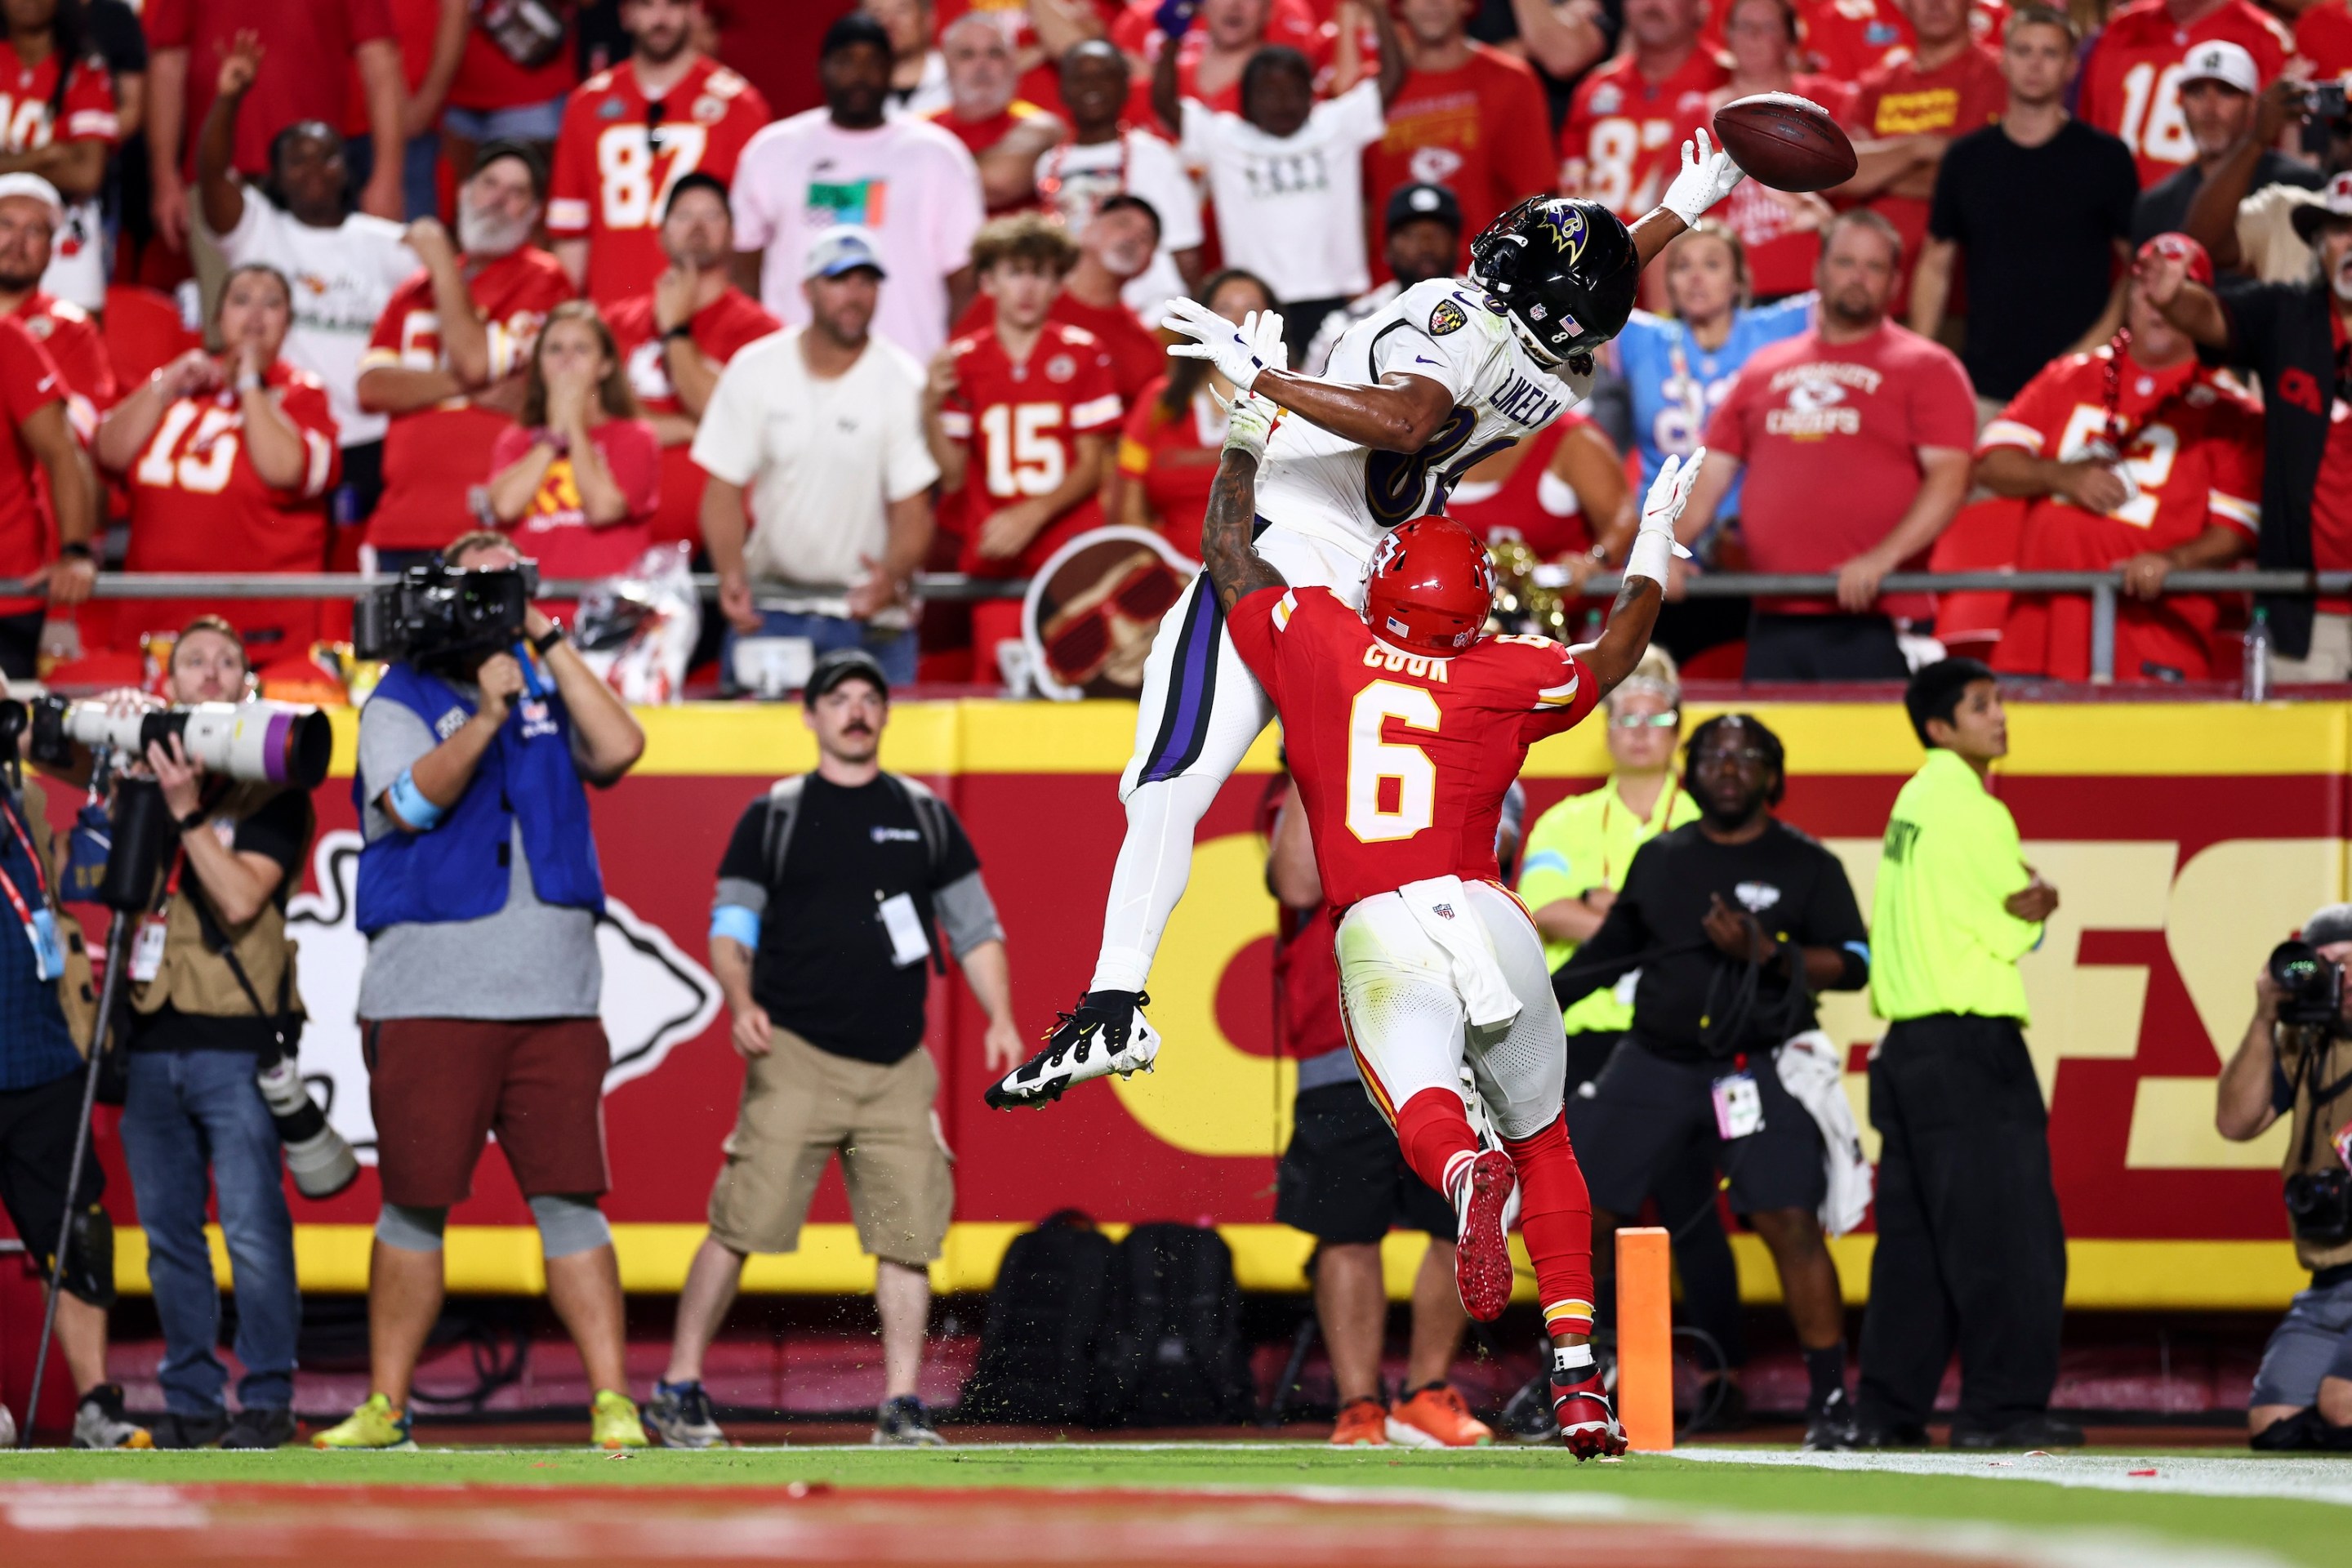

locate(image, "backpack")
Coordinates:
1098 1222 1255 1428
759 772 956 973
959 1209 1119 1426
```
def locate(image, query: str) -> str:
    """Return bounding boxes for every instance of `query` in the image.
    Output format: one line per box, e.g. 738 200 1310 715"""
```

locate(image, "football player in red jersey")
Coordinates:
1193 315 1701 1459
547 0 772 310
605 173 778 553
96 263 341 656
1560 0 1731 227
924 213 1124 683
1979 234 2261 680
2078 0 2292 187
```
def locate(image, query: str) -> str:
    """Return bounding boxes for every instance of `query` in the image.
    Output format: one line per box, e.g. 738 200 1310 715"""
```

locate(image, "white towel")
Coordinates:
1775 1029 1873 1238
1398 875 1522 1031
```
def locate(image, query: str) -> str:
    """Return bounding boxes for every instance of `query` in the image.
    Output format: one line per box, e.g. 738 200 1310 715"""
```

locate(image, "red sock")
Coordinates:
1502 1114 1594 1336
1393 1087 1481 1202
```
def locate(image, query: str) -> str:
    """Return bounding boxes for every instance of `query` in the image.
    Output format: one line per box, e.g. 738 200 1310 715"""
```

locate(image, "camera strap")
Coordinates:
180 862 296 1062
2291 1037 2352 1169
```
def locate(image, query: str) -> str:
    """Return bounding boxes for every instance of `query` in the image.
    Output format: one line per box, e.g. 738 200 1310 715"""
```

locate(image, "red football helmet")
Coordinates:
1363 518 1496 656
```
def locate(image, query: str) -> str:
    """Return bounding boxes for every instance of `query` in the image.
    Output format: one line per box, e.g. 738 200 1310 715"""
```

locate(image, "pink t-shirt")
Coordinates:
1704 323 1976 614
729 109 986 363
488 417 660 581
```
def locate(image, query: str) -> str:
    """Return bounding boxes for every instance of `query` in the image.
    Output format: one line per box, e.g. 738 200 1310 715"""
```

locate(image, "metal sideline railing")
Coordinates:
72 568 2352 684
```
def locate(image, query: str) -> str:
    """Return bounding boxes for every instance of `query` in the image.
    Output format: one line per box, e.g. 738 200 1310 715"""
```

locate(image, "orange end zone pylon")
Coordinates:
1615 1225 1673 1451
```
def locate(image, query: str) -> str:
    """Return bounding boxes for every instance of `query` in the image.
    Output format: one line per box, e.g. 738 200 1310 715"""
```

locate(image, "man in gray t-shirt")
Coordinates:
314 532 649 1454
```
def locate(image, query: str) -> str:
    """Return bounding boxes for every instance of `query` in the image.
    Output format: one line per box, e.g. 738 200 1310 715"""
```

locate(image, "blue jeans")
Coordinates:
345 130 445 222
442 99 569 145
721 609 918 694
120 1051 301 1415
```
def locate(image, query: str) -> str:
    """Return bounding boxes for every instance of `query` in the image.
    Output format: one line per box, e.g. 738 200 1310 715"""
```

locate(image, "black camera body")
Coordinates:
2286 1169 2352 1246
354 560 537 673
2270 940 2344 1027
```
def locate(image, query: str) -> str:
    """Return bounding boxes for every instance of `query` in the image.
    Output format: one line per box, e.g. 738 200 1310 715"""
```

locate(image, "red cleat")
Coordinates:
1451 1148 1517 1322
1551 1369 1629 1461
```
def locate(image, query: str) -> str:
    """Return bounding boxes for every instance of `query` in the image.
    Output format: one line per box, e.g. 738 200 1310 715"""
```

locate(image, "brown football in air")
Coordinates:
1710 92 1857 194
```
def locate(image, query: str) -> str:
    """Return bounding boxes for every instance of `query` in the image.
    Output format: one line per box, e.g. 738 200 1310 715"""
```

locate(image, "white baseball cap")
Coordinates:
802 225 888 282
0 173 65 224
2179 40 2260 96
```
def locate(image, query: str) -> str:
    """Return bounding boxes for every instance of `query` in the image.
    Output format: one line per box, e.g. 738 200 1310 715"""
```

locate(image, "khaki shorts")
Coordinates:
706 1027 953 1266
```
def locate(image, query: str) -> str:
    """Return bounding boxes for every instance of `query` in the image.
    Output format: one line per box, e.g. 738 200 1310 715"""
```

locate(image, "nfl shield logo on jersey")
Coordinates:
1433 903 1455 919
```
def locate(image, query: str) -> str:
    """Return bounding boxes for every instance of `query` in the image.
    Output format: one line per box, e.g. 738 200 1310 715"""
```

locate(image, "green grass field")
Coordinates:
5 1443 2349 1566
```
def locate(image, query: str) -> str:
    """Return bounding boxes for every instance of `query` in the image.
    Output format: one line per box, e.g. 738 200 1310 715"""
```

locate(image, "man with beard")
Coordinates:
547 0 772 310
2147 176 2352 680
604 173 777 555
356 141 573 572
1558 713 1873 1449
731 13 983 361
1301 182 1463 375
1033 40 1203 324
0 173 97 677
198 31 416 525
0 177 116 451
1681 210 1976 679
2131 41 2319 247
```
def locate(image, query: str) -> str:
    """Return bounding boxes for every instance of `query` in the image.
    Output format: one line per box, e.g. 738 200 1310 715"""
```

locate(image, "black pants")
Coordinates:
1744 611 1910 681
0 606 41 679
1857 1014 2067 1430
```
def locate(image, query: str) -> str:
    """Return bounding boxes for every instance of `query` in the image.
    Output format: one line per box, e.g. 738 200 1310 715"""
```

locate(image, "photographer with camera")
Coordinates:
107 617 320 1450
316 530 647 1452
2217 905 2352 1450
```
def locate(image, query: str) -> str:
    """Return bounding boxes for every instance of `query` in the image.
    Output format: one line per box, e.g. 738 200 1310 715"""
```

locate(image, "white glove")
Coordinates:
1625 448 1701 586
1165 297 1286 391
1223 390 1282 461
1659 127 1745 228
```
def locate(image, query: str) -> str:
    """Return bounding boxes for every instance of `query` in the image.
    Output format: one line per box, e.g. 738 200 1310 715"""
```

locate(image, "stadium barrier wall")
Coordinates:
43 697 2346 1311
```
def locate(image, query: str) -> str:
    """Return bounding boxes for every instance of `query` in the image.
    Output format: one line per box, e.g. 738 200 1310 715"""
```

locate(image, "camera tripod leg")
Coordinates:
20 909 135 1448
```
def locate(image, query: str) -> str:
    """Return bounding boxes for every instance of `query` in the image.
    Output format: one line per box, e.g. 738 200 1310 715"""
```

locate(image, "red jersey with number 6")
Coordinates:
937 320 1122 574
1226 585 1600 912
546 56 772 308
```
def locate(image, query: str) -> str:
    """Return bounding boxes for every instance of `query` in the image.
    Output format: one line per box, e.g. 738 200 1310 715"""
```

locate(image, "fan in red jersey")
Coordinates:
1200 329 1701 1459
924 11 1064 216
2078 0 2292 187
96 264 341 657
1561 0 1729 226
546 0 772 310
357 143 575 571
0 176 117 506
1113 0 1332 120
0 283 92 677
605 173 778 554
0 2 118 312
1979 234 2261 681
924 214 1123 683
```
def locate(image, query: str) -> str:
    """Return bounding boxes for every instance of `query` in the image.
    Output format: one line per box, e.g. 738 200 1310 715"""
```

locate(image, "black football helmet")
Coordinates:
1468 196 1638 367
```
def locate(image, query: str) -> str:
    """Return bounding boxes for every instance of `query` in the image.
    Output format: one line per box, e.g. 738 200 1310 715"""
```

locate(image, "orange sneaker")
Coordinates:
1386 1383 1494 1448
1329 1396 1391 1446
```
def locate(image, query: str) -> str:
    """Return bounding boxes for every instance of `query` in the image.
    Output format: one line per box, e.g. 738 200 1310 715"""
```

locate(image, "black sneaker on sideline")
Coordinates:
871 1394 947 1447
150 1409 229 1450
1852 1419 1931 1449
644 1379 727 1449
1802 1386 1860 1451
221 1408 299 1450
1950 1411 2086 1450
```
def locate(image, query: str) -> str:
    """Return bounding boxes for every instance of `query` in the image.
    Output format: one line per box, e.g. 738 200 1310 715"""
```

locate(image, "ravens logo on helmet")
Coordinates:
1469 196 1637 368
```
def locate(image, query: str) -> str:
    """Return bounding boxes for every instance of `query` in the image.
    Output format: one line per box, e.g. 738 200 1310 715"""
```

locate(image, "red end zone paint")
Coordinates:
0 1481 2043 1567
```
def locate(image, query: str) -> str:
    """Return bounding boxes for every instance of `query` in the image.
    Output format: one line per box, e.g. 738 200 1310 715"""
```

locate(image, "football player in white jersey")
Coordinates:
987 133 1747 1111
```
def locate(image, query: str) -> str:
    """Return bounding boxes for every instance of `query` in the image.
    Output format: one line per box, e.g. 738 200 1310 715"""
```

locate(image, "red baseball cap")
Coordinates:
2136 232 2215 287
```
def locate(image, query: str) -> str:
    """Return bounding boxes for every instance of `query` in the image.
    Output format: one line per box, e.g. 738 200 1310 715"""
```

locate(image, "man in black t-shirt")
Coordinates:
1558 715 1872 1450
1911 6 2140 411
648 648 1019 1452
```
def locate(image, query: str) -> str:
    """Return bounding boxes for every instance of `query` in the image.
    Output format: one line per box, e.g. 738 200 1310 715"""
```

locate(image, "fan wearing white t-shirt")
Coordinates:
1039 41 1205 327
728 14 985 364
195 36 415 520
1153 7 1406 363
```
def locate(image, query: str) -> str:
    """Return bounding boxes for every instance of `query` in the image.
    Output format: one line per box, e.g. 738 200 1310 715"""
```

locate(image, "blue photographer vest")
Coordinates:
354 662 605 934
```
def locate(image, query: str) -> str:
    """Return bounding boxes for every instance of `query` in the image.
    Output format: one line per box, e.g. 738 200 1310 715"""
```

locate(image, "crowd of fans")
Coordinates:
0 0 2341 688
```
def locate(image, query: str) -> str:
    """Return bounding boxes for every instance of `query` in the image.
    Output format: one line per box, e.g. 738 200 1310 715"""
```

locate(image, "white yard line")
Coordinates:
1674 1446 2352 1507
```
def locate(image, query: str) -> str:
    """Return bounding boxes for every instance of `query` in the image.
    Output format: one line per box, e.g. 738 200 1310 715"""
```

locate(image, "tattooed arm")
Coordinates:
1200 398 1290 614
1572 572 1664 699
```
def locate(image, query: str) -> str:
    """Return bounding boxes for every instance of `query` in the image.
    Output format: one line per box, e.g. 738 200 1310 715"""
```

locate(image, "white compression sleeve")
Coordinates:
1089 773 1225 993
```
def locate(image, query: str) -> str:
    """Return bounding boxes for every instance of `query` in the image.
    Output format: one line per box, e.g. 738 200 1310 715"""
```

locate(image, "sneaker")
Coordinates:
312 1393 416 1450
221 1408 298 1450
871 1393 947 1447
1949 1411 2086 1450
1549 1366 1628 1461
1802 1387 1861 1451
1852 1419 1931 1450
644 1379 727 1450
1329 1396 1390 1446
1388 1383 1493 1448
1449 1149 1517 1322
149 1409 229 1450
70 1383 152 1450
590 1389 648 1450
985 991 1159 1108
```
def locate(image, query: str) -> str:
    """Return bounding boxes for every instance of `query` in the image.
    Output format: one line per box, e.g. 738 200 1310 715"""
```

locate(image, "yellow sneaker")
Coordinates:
312 1393 415 1450
591 1388 648 1450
